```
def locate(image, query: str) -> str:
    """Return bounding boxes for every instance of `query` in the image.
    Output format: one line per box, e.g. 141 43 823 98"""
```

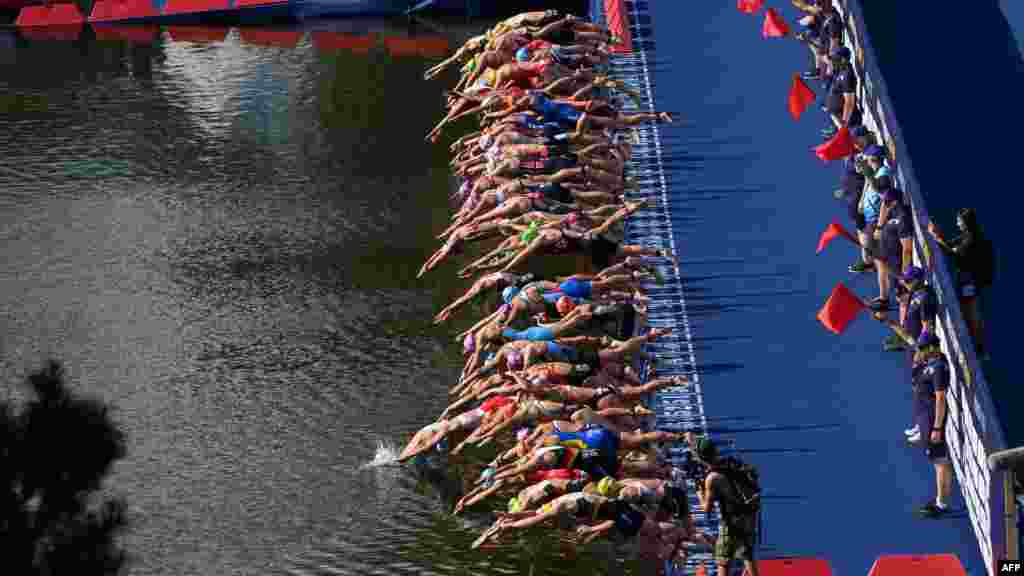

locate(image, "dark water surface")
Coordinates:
0 24 633 576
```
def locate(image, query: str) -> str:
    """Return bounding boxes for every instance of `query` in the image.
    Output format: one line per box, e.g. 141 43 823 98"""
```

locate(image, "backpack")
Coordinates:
715 456 761 516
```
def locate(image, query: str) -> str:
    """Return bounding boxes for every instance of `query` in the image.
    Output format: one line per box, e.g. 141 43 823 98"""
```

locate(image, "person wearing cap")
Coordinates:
850 144 889 276
874 265 938 437
834 125 873 227
822 45 859 139
794 0 840 80
691 435 760 576
875 176 916 348
909 331 954 518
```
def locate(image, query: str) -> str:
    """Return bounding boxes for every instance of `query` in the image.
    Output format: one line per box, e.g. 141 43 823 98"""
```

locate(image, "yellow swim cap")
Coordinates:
597 477 619 497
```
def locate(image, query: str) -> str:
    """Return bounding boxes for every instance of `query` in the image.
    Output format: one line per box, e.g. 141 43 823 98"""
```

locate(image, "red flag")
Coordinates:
814 125 855 161
788 74 816 120
817 220 861 253
736 0 763 14
817 283 867 334
762 8 790 38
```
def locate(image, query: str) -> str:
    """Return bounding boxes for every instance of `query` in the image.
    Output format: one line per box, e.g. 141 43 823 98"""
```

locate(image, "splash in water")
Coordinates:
360 440 403 469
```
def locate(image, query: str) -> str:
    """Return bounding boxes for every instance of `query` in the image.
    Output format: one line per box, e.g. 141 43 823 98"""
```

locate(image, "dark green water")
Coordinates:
0 25 644 576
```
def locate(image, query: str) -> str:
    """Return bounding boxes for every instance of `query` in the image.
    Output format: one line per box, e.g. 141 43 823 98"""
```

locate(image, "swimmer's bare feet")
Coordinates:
658 112 673 123
633 405 655 417
647 327 672 341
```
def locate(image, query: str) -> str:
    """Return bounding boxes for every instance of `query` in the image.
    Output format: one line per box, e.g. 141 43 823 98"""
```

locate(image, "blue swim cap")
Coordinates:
515 47 530 62
502 286 520 304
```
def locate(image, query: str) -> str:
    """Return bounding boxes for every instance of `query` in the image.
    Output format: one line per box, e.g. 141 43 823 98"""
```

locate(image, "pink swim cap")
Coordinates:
516 428 530 442
463 333 476 356
507 352 523 371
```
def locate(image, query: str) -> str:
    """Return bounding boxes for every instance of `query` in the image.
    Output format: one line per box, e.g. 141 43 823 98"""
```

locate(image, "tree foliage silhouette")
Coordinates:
1 361 128 575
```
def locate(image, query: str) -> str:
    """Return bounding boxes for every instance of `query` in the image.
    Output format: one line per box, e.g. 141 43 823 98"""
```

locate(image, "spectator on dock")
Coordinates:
850 145 888 278
834 125 873 245
795 0 844 81
875 265 938 442
911 332 954 518
822 46 860 139
693 437 761 576
876 175 915 324
928 208 994 359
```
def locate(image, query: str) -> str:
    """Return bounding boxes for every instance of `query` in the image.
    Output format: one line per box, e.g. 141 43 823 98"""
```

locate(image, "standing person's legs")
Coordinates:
960 292 986 357
859 220 876 268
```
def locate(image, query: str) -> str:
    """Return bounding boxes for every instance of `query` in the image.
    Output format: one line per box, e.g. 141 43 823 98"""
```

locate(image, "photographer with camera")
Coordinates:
688 433 761 576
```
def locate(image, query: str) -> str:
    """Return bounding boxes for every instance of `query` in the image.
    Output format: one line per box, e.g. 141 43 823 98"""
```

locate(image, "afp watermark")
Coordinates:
1000 560 1023 574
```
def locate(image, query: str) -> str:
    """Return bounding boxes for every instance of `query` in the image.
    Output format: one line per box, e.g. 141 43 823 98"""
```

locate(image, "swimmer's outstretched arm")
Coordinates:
455 306 506 343
575 520 615 545
587 202 652 238
498 234 548 273
554 335 606 348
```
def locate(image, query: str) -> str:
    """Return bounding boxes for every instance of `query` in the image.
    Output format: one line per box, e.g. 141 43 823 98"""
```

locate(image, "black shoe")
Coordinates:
868 297 889 312
919 502 949 519
801 70 820 80
822 127 837 139
848 261 874 273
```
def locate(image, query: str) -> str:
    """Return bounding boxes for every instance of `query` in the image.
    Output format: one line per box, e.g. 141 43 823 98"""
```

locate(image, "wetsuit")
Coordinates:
528 182 575 205
559 276 593 299
550 424 620 479
510 113 562 137
502 325 557 341
526 468 589 483
539 491 604 519
544 341 580 363
521 153 578 174
610 500 647 539
530 93 583 126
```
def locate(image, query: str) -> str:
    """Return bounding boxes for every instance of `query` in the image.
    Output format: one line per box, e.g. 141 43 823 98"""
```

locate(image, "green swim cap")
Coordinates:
519 220 540 244
508 496 523 513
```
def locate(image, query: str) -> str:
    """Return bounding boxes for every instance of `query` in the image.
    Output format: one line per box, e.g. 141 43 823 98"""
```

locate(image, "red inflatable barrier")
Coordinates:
382 36 449 58
0 0 40 10
746 558 833 576
89 0 159 23
17 3 85 27
311 32 376 54
234 0 282 6
163 0 228 15
868 554 966 576
166 25 228 43
603 0 633 53
92 24 159 42
239 28 303 48
18 24 82 41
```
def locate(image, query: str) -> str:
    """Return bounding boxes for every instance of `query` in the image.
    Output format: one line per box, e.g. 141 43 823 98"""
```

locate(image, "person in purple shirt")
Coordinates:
822 46 860 139
876 177 916 351
874 265 938 440
910 332 954 518
899 266 937 344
